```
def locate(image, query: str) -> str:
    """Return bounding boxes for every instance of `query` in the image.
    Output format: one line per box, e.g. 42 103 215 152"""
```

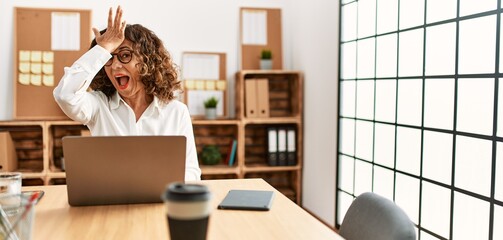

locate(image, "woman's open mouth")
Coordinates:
115 75 130 90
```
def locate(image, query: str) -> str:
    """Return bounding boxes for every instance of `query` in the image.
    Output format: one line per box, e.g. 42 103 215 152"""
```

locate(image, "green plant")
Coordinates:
261 49 272 60
201 145 222 165
203 96 219 108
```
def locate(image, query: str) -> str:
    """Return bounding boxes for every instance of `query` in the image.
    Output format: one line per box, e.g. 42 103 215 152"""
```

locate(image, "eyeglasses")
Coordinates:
105 49 133 66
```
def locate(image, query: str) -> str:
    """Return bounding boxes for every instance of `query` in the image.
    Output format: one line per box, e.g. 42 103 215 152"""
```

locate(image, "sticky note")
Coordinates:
19 62 30 73
43 51 54 63
19 51 31 62
216 80 227 90
18 74 30 85
31 74 42 86
185 80 195 90
195 80 205 90
43 75 54 87
205 81 216 90
42 64 53 75
31 51 42 62
30 63 42 74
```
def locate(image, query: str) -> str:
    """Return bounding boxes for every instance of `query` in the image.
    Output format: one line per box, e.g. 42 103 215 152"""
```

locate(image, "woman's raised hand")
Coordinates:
92 6 126 53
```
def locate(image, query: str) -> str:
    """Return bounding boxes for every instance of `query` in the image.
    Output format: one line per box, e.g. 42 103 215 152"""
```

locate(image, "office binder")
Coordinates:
287 129 297 166
228 139 238 166
277 129 287 166
256 78 270 117
224 139 234 165
267 128 278 166
245 79 258 117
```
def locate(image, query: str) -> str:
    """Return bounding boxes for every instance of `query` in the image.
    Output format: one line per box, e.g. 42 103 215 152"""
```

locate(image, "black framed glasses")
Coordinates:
105 49 133 66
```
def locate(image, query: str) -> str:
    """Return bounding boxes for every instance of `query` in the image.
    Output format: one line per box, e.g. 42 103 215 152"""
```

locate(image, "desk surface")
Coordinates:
25 178 342 240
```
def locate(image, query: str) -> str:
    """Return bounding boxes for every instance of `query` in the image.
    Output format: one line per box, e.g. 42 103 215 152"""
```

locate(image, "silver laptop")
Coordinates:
62 135 186 206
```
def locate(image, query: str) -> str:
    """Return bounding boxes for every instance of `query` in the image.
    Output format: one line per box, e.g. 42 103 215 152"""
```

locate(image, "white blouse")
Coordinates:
53 45 201 181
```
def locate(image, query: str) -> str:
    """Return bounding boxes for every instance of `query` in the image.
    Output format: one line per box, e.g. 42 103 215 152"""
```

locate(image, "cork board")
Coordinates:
240 8 282 70
14 7 91 120
181 52 228 119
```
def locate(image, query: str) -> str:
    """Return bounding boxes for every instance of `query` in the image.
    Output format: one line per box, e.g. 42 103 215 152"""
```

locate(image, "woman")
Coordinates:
54 6 201 181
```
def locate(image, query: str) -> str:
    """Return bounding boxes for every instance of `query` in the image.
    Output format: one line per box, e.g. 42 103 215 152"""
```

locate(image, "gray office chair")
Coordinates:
339 192 416 240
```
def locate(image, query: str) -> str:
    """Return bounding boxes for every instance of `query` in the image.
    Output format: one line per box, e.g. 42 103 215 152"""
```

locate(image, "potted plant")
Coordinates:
203 96 219 120
260 49 273 70
201 145 222 165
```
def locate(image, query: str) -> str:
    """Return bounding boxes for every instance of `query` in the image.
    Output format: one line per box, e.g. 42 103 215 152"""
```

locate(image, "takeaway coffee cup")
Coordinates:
162 182 212 240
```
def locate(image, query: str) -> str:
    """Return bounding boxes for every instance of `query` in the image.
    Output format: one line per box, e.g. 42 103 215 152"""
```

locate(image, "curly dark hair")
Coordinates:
89 24 181 103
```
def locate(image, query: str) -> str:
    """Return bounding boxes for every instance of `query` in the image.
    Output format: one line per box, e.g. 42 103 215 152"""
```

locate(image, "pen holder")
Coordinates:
0 194 37 240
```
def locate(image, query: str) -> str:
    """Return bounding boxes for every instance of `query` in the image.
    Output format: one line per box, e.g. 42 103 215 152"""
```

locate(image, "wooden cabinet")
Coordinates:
199 70 303 203
0 120 88 185
0 70 304 203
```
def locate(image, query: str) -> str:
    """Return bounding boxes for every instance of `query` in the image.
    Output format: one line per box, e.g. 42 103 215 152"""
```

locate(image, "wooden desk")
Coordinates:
25 179 342 240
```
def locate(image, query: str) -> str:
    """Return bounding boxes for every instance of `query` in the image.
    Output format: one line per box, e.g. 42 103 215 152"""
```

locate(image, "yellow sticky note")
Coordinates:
18 74 30 85
31 74 42 86
205 81 216 90
195 80 205 90
216 80 227 90
30 63 42 74
185 80 195 90
43 75 54 87
19 62 30 73
43 51 54 63
31 51 42 62
19 51 31 62
42 64 53 75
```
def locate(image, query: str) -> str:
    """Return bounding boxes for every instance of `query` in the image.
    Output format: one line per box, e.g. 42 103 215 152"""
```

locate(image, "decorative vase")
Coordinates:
205 108 217 120
260 59 272 70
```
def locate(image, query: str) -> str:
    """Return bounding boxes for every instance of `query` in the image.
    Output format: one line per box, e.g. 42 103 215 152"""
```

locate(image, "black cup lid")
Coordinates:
162 182 211 202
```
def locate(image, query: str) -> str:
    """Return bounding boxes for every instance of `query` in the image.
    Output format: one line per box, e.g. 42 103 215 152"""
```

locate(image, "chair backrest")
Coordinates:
339 192 416 240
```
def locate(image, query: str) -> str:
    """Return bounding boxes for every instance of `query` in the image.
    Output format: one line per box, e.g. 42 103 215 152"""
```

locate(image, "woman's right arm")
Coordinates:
53 45 111 124
53 6 125 124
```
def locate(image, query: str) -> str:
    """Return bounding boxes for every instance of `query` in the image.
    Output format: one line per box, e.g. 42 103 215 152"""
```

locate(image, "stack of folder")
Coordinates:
245 78 270 118
267 127 296 166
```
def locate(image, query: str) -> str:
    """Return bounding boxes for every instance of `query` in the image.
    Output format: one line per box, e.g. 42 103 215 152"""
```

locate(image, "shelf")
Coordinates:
48 166 65 173
239 70 302 75
0 120 44 127
236 71 303 120
201 165 239 175
45 120 82 126
242 117 301 125
192 119 240 125
19 172 45 179
47 172 66 179
243 165 300 173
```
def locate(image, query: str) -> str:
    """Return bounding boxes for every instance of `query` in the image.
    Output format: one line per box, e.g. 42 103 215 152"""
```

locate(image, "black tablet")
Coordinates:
218 190 275 211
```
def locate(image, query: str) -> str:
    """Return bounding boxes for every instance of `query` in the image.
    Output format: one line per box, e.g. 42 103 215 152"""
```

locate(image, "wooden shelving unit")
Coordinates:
196 70 303 203
0 70 304 204
238 70 303 204
0 120 87 185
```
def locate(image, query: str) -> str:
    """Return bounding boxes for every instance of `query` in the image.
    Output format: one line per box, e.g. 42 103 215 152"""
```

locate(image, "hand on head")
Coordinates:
92 6 126 53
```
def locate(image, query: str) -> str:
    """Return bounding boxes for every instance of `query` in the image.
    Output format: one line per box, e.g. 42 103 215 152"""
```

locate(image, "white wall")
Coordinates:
0 0 293 119
0 0 338 227
291 0 339 227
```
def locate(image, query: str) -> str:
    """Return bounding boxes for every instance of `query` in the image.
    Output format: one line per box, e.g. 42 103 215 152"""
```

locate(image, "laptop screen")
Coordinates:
62 135 186 206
